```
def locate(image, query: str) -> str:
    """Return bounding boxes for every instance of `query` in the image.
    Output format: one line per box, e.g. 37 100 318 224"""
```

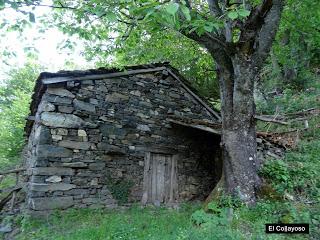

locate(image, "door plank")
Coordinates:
141 152 151 205
157 155 165 203
151 154 158 203
169 155 178 202
164 155 171 203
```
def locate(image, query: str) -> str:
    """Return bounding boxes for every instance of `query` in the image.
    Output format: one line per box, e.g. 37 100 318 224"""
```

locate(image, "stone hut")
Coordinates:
25 63 224 212
24 63 283 213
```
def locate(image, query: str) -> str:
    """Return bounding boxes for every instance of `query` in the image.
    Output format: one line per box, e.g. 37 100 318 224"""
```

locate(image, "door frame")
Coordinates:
141 151 179 205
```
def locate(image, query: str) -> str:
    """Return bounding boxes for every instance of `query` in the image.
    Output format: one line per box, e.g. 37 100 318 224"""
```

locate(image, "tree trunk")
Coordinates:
184 0 283 206
215 54 261 204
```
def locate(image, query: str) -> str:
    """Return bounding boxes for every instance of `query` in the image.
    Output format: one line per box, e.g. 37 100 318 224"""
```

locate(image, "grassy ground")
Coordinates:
10 199 318 240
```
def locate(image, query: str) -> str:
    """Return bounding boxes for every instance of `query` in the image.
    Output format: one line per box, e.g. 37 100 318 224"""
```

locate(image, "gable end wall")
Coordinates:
25 71 221 212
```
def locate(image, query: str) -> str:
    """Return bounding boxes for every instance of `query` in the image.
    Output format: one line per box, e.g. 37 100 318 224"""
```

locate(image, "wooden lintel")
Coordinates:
136 146 177 154
168 119 221 135
42 67 167 84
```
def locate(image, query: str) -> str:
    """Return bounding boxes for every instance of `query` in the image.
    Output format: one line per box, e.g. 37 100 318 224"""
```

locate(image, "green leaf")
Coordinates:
227 11 238 20
188 26 198 34
94 6 105 17
165 2 179 16
238 9 250 18
143 7 156 21
0 0 5 8
207 202 221 213
105 11 117 22
10 1 18 9
204 24 213 33
180 5 191 21
29 12 35 23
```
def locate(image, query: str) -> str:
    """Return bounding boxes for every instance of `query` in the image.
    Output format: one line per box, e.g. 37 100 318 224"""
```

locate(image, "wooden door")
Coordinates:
142 153 178 205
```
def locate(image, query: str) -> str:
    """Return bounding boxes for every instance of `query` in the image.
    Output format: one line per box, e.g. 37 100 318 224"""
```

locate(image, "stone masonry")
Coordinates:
25 64 222 212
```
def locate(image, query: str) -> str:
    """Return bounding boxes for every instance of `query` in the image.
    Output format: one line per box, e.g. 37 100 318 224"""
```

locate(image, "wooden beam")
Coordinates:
42 67 167 84
168 119 221 135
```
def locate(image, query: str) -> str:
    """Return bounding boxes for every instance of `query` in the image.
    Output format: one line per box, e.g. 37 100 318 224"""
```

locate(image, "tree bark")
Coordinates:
214 54 261 204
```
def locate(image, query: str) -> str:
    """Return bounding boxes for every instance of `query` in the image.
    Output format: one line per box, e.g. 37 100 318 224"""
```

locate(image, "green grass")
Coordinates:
16 205 199 240
12 199 319 240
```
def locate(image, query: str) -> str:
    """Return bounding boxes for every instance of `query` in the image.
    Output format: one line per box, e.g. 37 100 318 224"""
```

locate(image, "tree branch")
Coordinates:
238 0 274 47
253 0 284 66
207 0 222 16
13 1 78 10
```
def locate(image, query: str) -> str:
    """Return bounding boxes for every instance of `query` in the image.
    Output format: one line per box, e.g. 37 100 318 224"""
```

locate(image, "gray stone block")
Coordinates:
37 145 73 158
169 92 181 99
38 101 55 112
137 124 151 132
100 124 126 137
65 188 90 196
62 162 88 168
32 167 74 176
105 92 129 103
74 99 96 113
34 126 52 145
28 196 74 210
41 112 85 128
96 143 125 154
82 197 100 204
43 94 73 105
47 87 75 98
45 176 62 183
29 183 76 192
88 162 105 170
58 105 74 113
58 140 92 150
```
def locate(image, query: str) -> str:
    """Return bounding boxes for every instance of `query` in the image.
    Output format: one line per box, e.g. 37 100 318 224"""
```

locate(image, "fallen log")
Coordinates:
0 187 22 212
257 108 319 121
0 168 25 176
0 186 22 194
255 115 289 125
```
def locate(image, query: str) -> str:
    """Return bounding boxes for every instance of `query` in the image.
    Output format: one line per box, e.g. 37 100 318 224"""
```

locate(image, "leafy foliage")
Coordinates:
107 179 134 205
0 63 40 169
112 28 219 99
258 0 320 91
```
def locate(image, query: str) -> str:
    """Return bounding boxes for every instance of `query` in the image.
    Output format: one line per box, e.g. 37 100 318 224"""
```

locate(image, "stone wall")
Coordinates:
25 71 221 212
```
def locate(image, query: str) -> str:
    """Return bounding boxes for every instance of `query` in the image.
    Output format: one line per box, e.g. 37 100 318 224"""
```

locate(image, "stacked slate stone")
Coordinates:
25 71 220 213
256 137 285 160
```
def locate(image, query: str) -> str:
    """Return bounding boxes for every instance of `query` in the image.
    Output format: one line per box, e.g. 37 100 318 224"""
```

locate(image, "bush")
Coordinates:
260 140 320 201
